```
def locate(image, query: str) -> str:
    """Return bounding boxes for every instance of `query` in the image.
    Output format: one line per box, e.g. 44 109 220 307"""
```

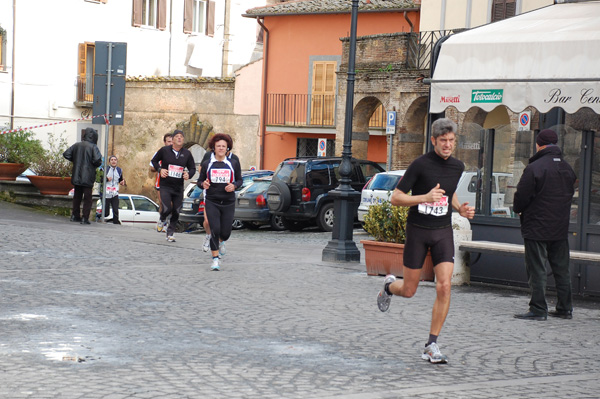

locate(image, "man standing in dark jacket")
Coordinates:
513 129 577 321
63 127 103 224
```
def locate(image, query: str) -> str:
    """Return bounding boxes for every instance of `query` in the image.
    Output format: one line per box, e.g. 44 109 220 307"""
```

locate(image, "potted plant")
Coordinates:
0 127 44 181
27 132 73 195
360 200 434 281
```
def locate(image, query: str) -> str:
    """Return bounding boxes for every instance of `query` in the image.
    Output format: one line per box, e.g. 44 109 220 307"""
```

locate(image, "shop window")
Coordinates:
492 0 516 22
132 0 167 30
77 42 95 103
184 0 215 36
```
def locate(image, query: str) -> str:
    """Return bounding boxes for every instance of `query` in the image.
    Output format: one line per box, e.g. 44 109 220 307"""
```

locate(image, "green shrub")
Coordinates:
0 128 44 166
363 200 409 243
30 132 72 177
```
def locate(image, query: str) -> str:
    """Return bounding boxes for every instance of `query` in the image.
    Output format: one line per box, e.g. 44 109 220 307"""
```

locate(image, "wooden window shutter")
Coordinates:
78 43 87 79
505 0 516 18
206 0 215 37
157 0 167 30
183 0 193 33
132 0 142 27
492 0 516 22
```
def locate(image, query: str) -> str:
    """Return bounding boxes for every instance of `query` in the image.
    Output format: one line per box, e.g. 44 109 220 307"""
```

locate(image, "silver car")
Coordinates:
357 170 406 223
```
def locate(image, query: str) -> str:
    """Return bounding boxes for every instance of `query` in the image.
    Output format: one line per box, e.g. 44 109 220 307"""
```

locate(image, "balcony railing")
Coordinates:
406 29 465 71
266 93 386 129
76 76 94 103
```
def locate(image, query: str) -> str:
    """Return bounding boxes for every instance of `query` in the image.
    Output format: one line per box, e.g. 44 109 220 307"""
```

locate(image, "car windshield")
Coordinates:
369 174 403 191
273 162 305 185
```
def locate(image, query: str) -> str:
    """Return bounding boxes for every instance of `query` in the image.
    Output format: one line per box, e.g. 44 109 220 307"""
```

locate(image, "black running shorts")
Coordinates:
403 224 454 269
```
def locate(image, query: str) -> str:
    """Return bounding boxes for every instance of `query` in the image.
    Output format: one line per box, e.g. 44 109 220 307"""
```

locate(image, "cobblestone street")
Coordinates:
1 201 599 398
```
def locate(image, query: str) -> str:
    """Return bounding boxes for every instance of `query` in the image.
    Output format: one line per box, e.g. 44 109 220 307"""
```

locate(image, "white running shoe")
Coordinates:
156 220 165 232
219 241 226 257
202 234 211 252
211 257 220 271
422 343 448 364
166 235 175 242
377 274 396 312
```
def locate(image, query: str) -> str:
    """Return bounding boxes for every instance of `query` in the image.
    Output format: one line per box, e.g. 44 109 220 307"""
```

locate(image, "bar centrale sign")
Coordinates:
471 89 503 103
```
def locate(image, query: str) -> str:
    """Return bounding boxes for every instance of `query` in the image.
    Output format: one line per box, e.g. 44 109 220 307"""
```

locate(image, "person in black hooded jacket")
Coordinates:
63 127 102 224
513 129 577 321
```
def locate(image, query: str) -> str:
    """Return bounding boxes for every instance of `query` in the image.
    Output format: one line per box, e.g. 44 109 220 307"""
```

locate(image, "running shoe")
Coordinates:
156 220 165 232
219 241 226 257
377 274 396 312
166 235 176 242
202 234 211 252
422 343 448 364
211 257 220 271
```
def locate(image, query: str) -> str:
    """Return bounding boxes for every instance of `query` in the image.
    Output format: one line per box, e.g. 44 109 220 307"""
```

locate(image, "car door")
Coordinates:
130 196 160 225
116 196 135 225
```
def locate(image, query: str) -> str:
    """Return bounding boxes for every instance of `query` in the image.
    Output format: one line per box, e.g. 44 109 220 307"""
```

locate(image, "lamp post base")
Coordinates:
321 187 361 263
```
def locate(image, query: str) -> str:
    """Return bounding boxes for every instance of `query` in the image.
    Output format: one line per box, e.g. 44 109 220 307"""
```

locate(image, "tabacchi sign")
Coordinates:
471 89 503 103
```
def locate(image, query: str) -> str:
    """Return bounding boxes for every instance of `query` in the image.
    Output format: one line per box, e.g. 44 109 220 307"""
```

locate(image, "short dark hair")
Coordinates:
208 133 233 151
163 132 173 143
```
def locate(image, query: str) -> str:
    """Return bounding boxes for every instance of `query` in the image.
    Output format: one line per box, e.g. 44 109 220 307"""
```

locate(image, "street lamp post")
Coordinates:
322 0 361 262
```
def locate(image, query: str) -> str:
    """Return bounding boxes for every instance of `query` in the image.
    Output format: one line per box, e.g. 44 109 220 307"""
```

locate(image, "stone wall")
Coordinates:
111 78 259 201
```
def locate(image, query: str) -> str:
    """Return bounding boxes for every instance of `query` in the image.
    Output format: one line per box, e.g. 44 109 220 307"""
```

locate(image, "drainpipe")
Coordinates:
256 17 268 169
403 11 414 32
221 0 231 77
10 0 16 129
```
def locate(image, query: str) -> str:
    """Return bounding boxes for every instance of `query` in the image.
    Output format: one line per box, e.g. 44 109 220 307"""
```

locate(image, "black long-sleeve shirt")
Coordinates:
150 145 196 190
199 156 242 204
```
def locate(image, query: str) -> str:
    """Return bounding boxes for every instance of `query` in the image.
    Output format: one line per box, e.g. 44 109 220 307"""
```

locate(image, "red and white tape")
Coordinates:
0 113 109 135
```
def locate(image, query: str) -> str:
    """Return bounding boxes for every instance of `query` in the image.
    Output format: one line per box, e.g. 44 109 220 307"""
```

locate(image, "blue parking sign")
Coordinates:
386 111 396 135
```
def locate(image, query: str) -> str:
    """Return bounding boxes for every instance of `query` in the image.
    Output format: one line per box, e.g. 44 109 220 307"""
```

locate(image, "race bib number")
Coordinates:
418 195 449 216
210 168 232 184
106 186 118 196
168 164 184 178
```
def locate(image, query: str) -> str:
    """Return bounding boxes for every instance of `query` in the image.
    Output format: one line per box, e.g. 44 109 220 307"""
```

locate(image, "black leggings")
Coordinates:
204 199 235 251
104 196 120 221
159 185 183 236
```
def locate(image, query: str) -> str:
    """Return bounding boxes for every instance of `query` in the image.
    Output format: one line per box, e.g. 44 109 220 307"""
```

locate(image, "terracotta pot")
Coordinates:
361 240 434 281
0 163 27 181
27 175 73 195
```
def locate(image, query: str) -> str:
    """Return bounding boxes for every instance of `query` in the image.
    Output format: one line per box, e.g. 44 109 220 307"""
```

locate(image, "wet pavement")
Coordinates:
1 201 599 398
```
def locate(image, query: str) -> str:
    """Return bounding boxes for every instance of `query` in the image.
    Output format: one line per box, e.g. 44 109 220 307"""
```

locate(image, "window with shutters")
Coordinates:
184 0 215 36
132 0 167 30
0 30 5 72
76 42 95 103
492 0 516 22
310 61 336 126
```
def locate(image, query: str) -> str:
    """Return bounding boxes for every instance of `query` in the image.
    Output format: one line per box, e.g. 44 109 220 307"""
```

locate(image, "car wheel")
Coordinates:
244 221 261 230
316 202 335 232
266 181 292 212
270 214 286 231
232 219 244 230
281 217 305 231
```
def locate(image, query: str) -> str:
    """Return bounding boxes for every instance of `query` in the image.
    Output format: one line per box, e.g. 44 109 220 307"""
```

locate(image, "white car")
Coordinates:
358 170 406 222
96 194 160 227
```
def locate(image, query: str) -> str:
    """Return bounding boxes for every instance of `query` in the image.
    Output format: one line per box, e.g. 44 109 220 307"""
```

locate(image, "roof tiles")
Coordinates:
244 0 419 17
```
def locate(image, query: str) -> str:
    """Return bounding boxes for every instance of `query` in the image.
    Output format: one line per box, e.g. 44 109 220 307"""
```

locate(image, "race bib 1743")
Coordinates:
210 168 232 184
418 195 449 216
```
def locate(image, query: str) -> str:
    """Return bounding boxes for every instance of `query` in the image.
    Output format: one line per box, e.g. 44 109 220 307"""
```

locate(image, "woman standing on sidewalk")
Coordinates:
199 133 242 271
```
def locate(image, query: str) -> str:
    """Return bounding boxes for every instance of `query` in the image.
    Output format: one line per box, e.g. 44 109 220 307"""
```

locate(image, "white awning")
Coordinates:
429 2 600 114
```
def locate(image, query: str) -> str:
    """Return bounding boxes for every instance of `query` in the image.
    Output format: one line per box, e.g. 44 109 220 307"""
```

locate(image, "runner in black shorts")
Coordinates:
376 118 475 364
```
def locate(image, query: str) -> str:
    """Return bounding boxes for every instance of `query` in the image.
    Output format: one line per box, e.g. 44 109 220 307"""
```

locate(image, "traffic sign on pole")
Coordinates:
386 111 396 135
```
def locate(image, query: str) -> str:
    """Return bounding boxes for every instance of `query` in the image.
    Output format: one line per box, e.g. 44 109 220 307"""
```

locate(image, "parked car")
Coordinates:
455 171 512 216
357 170 406 222
95 194 160 227
180 169 274 230
266 157 385 232
234 176 285 231
16 168 36 182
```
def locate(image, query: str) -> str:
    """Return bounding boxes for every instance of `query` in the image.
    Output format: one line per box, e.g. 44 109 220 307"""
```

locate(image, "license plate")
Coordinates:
184 203 193 210
268 195 279 202
238 199 249 206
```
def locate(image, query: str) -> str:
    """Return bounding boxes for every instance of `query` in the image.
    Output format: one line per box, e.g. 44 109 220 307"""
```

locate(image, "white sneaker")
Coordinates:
219 241 226 257
156 220 165 232
166 235 175 242
422 342 448 364
211 257 220 271
202 234 211 252
377 274 396 312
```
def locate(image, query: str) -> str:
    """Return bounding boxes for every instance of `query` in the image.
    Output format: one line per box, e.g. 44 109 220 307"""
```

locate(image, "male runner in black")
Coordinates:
377 118 475 364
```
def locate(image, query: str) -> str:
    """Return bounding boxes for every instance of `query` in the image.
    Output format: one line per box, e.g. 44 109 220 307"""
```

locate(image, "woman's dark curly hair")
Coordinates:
208 133 233 151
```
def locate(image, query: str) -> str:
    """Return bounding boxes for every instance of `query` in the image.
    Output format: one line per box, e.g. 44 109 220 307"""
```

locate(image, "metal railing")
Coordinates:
406 29 465 71
266 93 386 128
76 76 94 103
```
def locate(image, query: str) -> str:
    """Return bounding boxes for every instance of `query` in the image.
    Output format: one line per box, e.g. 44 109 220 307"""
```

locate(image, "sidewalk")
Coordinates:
0 201 599 399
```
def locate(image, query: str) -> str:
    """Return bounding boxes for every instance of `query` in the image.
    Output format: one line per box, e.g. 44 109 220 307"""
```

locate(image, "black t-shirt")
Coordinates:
396 151 464 229
150 146 197 190
199 156 243 204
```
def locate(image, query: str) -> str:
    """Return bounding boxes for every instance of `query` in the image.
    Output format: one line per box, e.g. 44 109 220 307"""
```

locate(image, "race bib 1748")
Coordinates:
418 195 449 216
210 169 232 184
168 164 184 178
